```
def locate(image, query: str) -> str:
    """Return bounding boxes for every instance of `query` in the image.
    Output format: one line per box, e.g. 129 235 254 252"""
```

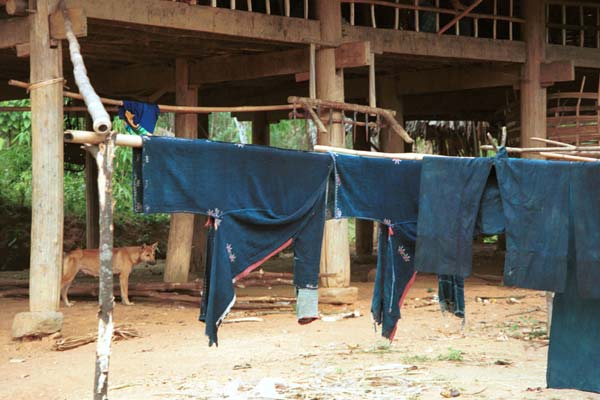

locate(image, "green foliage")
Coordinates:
402 354 432 363
209 112 250 143
436 348 465 362
270 119 308 150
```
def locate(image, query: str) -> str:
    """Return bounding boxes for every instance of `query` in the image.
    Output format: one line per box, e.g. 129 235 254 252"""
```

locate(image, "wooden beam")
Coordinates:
343 25 527 63
0 8 86 50
540 60 575 87
49 7 87 40
80 0 323 45
396 65 521 95
546 45 600 69
189 42 370 86
0 17 29 49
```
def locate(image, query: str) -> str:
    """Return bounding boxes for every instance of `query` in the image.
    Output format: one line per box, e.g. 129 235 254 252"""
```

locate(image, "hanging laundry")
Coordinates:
329 152 421 340
118 100 160 135
133 136 332 346
495 149 571 293
569 162 600 299
415 156 496 278
547 203 600 393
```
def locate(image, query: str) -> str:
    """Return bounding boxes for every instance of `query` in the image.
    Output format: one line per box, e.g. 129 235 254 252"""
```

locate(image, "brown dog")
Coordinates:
61 242 158 307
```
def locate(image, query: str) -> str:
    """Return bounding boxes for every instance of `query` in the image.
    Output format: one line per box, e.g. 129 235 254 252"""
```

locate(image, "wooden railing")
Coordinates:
546 1 600 48
547 79 600 145
340 0 524 40
173 0 311 19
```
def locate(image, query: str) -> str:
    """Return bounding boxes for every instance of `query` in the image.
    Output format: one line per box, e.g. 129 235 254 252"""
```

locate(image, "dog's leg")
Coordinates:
61 258 78 307
119 272 134 306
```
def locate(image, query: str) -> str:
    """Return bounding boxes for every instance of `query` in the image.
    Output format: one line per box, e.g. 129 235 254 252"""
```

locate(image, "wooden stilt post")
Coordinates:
316 0 355 300
12 0 64 339
521 0 547 149
353 122 374 257
377 76 406 153
164 58 197 283
252 111 270 146
191 111 209 277
522 0 551 329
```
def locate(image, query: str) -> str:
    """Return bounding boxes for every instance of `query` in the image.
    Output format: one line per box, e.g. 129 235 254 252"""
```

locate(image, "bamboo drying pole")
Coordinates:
539 152 599 162
9 80 296 114
480 144 600 153
65 130 142 147
314 145 446 160
61 2 111 134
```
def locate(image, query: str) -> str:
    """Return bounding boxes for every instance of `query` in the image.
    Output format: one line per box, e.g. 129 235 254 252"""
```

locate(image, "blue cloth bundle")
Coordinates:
118 100 160 135
330 152 421 339
133 136 332 345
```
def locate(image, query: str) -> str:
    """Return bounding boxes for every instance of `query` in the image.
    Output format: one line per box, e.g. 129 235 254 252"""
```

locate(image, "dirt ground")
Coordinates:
1 260 599 400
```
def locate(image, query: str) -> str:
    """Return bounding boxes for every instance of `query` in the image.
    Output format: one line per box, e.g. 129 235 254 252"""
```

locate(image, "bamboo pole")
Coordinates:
309 43 316 99
60 1 111 134
539 152 599 162
0 106 119 112
314 145 446 159
9 80 296 114
65 130 142 147
480 144 600 153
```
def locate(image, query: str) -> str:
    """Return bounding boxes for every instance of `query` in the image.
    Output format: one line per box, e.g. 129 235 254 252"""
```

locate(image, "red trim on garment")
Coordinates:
388 271 418 342
204 217 213 228
388 226 394 236
233 238 294 282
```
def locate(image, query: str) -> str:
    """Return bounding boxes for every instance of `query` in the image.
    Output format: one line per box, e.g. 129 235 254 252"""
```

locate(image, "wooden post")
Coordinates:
12 0 65 338
353 119 374 257
522 0 550 328
191 111 208 277
355 53 378 258
316 0 352 294
87 134 117 400
85 151 100 249
252 111 270 146
164 58 197 283
520 0 547 148
377 76 405 153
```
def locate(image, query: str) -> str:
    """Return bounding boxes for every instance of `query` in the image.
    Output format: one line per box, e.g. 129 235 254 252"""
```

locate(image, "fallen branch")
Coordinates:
52 325 141 351
505 307 542 318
